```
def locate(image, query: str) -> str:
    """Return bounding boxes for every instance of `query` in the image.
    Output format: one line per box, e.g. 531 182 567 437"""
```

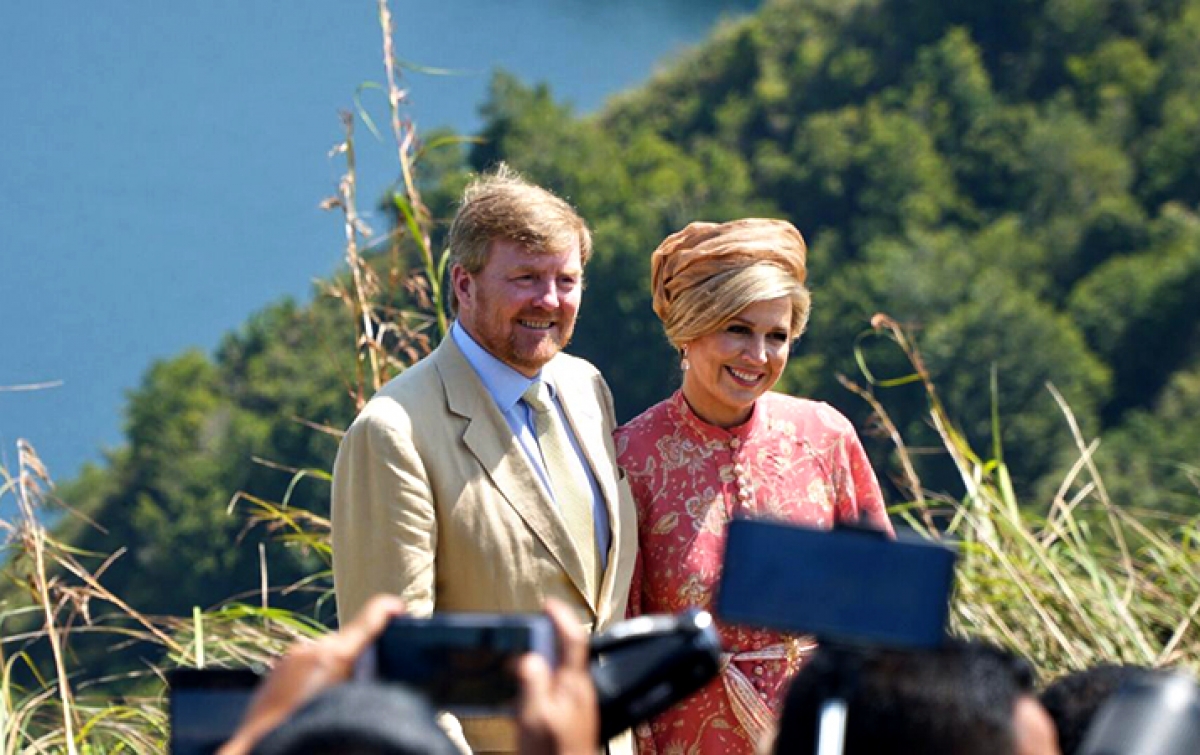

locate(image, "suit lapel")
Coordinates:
434 339 595 612
547 364 622 618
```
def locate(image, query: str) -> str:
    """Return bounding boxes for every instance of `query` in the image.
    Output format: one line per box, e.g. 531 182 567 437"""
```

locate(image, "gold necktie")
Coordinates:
523 380 600 599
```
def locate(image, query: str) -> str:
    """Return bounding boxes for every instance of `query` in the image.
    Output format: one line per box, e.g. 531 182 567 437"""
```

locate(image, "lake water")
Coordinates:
0 0 758 504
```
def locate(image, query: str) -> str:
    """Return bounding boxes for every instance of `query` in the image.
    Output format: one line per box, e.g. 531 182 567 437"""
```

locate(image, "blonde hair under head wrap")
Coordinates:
650 218 811 348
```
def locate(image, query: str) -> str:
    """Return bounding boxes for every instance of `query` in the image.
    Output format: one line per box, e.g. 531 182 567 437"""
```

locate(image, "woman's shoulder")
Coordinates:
619 393 676 436
760 392 856 435
615 394 679 457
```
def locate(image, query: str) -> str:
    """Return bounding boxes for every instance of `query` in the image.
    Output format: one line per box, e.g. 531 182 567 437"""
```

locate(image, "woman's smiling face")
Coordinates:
680 296 792 428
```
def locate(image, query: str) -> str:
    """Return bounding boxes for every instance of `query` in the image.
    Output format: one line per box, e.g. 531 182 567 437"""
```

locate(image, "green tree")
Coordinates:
1067 204 1200 423
1095 361 1200 517
918 274 1111 495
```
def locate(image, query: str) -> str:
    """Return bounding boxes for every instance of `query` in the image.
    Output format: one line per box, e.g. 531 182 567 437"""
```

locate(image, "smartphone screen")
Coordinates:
373 614 554 713
168 668 261 755
716 519 957 649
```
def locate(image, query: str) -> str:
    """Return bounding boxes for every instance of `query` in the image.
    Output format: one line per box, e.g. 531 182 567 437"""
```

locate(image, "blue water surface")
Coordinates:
0 0 757 508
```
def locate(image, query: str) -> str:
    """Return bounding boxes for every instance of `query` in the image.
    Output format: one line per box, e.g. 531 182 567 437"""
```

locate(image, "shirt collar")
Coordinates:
670 388 763 442
451 321 550 412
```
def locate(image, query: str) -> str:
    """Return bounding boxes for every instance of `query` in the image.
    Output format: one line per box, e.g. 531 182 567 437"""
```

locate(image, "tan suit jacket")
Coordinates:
332 336 637 753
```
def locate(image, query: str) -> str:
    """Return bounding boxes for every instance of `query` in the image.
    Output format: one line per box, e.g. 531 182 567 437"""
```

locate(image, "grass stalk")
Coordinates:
12 442 78 755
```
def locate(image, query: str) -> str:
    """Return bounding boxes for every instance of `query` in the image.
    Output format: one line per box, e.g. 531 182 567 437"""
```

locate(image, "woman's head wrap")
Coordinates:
650 218 807 325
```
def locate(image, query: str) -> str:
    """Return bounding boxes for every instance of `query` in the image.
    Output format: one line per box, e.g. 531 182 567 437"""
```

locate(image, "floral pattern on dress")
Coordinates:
615 390 892 755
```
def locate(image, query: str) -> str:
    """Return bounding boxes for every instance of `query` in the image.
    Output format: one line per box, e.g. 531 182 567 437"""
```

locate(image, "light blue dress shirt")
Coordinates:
451 322 612 570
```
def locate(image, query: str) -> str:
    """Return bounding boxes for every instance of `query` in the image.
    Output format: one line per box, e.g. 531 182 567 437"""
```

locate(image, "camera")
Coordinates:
356 612 557 714
357 609 723 737
590 609 722 742
168 610 721 754
1079 670 1200 755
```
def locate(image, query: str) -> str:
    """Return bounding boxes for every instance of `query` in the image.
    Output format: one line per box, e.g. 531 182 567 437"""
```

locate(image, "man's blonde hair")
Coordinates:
446 164 591 311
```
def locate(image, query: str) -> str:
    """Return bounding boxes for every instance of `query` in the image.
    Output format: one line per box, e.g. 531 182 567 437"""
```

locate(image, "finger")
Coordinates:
543 598 588 671
516 653 551 704
338 594 406 651
324 594 407 672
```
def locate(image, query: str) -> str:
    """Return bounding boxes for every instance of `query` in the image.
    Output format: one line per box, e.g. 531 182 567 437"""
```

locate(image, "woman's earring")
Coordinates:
680 347 690 373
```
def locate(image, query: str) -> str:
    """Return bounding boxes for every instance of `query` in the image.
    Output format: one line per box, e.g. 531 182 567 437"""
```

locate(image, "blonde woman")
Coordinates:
615 219 892 754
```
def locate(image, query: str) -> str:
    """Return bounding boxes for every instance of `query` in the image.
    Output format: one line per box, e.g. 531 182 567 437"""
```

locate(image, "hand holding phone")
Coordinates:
213 594 407 755
514 599 600 755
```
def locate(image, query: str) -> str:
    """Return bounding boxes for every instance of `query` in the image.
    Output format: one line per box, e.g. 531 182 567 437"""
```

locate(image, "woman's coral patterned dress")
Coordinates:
615 390 891 754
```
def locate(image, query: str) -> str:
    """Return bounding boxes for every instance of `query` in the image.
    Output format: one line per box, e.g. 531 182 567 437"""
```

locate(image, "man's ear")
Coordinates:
450 264 472 307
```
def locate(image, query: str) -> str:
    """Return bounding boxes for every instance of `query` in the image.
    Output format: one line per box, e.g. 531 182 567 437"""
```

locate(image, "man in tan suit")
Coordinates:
331 166 637 754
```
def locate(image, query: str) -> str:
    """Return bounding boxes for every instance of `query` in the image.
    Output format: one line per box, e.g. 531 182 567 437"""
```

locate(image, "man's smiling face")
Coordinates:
453 237 583 377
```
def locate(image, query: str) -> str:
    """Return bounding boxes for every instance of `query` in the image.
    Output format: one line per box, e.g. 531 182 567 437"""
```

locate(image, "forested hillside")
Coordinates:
33 0 1200 650
482 0 1200 507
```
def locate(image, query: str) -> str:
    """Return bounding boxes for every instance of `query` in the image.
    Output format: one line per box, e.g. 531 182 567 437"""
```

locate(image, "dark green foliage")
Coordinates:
55 297 353 623
1068 206 1200 422
475 0 1200 504
919 274 1111 492
1098 361 1200 516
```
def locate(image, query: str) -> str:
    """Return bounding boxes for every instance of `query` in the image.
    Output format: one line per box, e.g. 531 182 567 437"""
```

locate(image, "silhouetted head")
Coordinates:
251 682 458 755
1040 663 1149 755
773 640 1059 755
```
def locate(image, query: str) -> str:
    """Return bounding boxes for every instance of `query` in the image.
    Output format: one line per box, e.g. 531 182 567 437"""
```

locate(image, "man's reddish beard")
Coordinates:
462 273 579 374
503 312 576 371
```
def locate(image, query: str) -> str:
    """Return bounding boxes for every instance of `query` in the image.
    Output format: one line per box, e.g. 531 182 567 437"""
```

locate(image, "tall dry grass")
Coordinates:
848 314 1200 680
321 0 450 409
0 436 339 752
2 439 166 753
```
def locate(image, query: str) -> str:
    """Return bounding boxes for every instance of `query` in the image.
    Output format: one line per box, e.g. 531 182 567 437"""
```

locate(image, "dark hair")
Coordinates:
773 640 1037 755
1039 664 1148 755
251 682 459 755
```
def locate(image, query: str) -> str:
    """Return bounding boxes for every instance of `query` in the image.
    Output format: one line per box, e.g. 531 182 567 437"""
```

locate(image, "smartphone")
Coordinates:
360 613 557 714
168 667 261 755
716 518 957 649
